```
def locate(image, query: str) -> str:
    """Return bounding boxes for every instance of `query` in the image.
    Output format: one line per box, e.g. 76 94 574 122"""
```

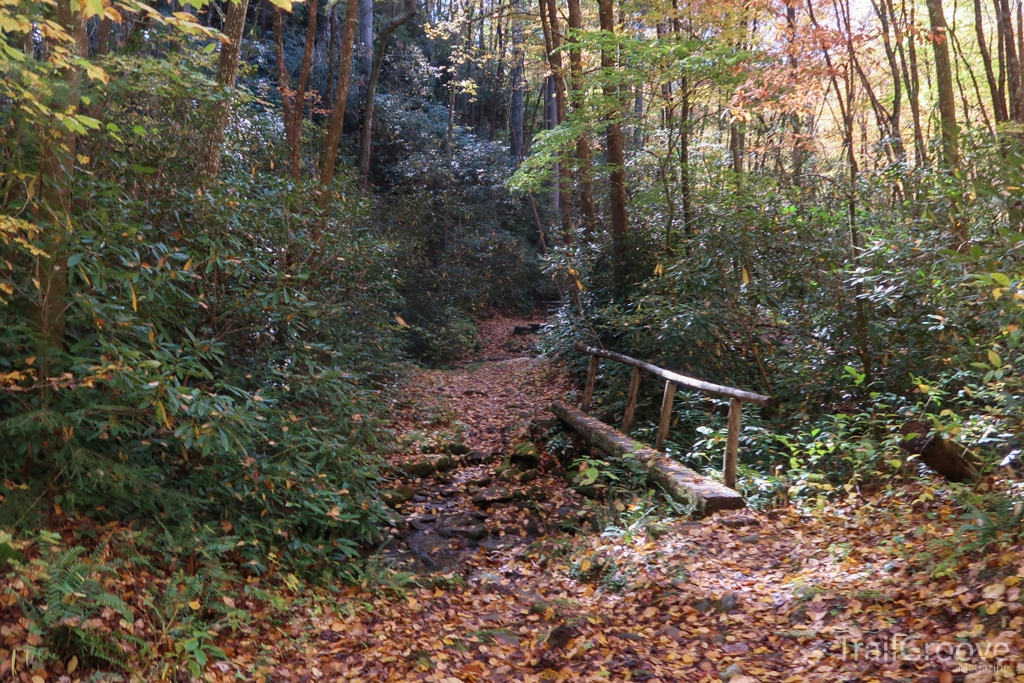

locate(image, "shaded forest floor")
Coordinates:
258 319 1024 683
4 320 1024 683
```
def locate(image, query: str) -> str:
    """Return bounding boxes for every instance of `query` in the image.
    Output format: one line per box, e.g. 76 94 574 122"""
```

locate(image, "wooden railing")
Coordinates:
574 342 772 490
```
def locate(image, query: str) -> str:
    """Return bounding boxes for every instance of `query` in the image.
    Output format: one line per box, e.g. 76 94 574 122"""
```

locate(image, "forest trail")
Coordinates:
235 321 1023 683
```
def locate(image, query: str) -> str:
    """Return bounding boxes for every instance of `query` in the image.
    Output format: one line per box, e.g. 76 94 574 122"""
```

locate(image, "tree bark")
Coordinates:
509 15 525 161
567 0 596 232
359 0 417 191
196 0 251 183
996 0 1023 120
289 0 318 178
540 0 574 238
926 0 959 168
359 0 373 72
36 0 88 366
598 0 628 289
976 0 1008 121
900 422 975 482
319 0 361 188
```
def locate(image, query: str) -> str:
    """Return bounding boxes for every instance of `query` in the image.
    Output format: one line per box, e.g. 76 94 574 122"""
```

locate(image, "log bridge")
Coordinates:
551 342 773 515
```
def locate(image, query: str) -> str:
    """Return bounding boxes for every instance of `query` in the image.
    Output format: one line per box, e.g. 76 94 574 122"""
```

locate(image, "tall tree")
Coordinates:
359 0 374 71
975 0 1008 121
196 0 252 182
567 0 596 232
926 0 959 169
36 0 88 365
539 0 574 237
995 0 1024 120
598 0 629 287
509 12 526 161
359 0 418 190
320 0 361 188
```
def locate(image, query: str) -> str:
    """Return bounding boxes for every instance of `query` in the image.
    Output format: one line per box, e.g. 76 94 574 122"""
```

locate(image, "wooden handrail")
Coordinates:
573 341 773 490
573 342 771 406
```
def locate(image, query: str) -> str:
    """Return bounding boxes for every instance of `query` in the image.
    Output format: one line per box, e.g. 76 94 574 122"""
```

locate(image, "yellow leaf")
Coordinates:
642 606 657 618
130 283 138 312
742 266 751 284
24 356 35 366
395 315 409 327
1004 576 1021 586
580 559 591 572
266 0 298 10
67 655 78 674
188 600 201 610
988 349 1002 368
986 600 1006 615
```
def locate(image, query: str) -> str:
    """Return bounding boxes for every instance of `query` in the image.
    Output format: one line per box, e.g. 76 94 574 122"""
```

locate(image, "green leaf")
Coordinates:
988 350 1003 368
991 272 1011 287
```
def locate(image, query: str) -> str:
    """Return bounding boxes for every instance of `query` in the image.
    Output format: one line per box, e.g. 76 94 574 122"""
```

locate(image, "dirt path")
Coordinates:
250 320 1024 683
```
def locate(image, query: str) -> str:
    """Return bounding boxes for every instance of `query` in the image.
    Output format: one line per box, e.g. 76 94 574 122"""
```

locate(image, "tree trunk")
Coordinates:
326 6 339 109
36 0 88 368
273 9 298 173
996 0 1023 120
567 0 596 232
900 421 975 482
598 0 628 289
196 0 251 183
977 0 1008 121
289 0 318 178
359 0 373 72
509 16 525 161
540 0 574 238
359 0 417 191
926 0 959 168
319 0 361 188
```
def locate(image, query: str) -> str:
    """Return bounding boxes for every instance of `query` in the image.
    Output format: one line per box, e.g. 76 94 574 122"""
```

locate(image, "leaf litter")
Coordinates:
2 317 1024 682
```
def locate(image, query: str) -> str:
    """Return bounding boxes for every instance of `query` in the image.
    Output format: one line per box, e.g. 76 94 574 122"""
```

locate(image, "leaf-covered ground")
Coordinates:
3 318 1024 682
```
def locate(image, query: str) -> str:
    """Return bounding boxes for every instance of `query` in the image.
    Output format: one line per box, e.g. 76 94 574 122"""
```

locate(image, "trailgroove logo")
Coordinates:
838 633 1023 674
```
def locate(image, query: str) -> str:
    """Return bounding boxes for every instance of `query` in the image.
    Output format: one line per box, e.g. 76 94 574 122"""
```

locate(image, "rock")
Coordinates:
530 601 551 614
719 515 760 529
472 487 514 508
523 486 549 502
468 476 492 487
553 506 579 532
467 509 489 520
412 495 428 502
719 664 745 682
464 450 488 465
518 469 539 484
715 592 739 613
510 442 540 469
480 537 520 551
407 515 436 531
739 534 761 544
615 631 644 642
525 516 542 536
433 455 457 472
656 626 681 639
691 598 713 614
401 459 437 477
449 521 487 544
490 630 520 646
446 443 471 456
710 634 727 644
546 624 580 649
382 485 416 508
